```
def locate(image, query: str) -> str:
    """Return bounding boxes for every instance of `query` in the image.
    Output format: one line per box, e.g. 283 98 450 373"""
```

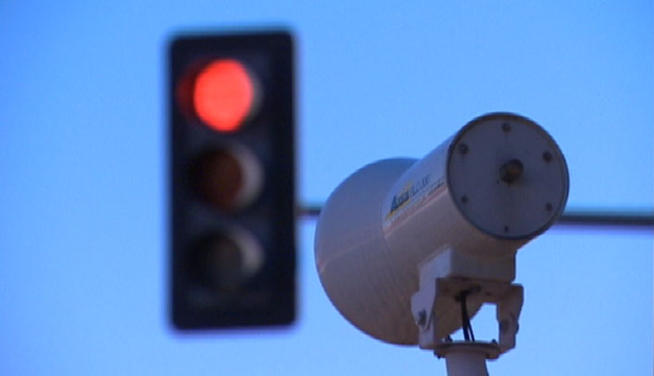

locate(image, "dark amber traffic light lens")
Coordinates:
191 147 262 211
193 59 257 132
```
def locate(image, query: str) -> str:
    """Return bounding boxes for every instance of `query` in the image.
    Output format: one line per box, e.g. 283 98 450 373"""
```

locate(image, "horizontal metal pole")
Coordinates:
299 205 322 218
299 204 654 229
555 210 654 228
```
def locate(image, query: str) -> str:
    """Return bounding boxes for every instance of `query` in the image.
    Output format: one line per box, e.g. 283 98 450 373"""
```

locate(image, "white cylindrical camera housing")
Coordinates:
314 113 569 345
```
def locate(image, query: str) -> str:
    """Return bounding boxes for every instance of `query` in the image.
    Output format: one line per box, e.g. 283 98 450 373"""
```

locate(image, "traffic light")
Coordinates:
169 31 295 329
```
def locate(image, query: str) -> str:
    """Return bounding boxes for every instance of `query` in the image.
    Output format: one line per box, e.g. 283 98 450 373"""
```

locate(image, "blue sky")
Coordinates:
0 1 652 375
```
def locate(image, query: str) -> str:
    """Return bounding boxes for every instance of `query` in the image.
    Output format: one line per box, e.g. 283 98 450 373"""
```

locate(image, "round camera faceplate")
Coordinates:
447 113 569 240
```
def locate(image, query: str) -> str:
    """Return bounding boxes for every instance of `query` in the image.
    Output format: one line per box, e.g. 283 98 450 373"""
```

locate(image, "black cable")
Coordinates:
457 291 475 342
460 295 470 341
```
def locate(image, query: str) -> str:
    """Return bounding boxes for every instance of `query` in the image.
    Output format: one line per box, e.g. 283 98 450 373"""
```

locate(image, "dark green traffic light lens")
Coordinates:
188 231 263 292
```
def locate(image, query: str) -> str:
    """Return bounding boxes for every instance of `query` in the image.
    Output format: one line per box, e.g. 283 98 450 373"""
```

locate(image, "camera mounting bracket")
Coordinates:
411 249 524 357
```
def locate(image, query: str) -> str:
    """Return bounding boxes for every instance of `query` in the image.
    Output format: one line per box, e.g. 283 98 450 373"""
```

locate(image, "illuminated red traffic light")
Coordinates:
193 59 257 132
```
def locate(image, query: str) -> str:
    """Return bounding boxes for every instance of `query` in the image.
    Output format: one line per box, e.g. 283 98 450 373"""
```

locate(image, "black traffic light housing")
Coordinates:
169 31 295 329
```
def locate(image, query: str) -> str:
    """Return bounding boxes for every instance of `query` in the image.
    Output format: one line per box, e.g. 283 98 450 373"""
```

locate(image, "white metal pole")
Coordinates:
443 344 490 376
